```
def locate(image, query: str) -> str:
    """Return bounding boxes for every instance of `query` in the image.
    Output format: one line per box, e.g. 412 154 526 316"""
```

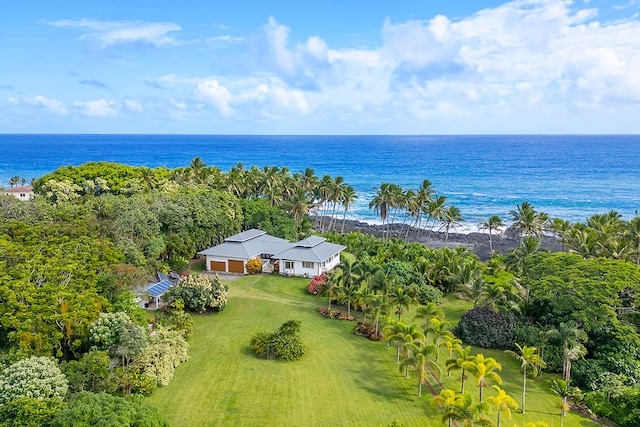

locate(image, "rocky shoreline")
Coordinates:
320 218 563 261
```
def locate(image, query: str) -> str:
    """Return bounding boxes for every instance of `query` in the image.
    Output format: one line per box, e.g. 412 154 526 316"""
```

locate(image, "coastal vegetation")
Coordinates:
1 159 640 425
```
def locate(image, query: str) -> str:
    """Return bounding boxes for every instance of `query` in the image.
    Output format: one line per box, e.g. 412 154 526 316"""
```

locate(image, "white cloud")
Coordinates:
49 19 181 49
124 99 142 112
9 95 68 115
194 79 233 117
74 99 117 117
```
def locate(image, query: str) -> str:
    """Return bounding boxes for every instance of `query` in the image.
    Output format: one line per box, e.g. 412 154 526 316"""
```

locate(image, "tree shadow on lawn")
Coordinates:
349 361 413 403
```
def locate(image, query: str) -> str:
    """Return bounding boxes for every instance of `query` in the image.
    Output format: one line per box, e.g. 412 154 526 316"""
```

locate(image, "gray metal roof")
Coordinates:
198 230 292 259
295 236 326 248
273 240 346 262
225 229 266 242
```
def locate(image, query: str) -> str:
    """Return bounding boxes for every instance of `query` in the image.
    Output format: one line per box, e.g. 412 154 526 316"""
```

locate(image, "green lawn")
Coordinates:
147 274 598 427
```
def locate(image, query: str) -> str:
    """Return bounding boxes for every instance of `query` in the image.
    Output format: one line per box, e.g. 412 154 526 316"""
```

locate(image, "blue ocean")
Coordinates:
2 134 639 231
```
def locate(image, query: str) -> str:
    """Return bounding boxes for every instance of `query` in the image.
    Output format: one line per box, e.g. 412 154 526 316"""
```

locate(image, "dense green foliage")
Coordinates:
250 320 305 361
163 274 228 313
0 357 68 405
454 307 517 350
52 392 168 427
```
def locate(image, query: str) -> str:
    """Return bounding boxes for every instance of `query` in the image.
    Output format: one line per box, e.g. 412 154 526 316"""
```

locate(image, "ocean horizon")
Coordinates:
2 134 640 233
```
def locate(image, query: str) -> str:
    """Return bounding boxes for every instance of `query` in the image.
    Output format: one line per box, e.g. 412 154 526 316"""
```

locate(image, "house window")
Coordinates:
302 261 314 269
284 261 294 269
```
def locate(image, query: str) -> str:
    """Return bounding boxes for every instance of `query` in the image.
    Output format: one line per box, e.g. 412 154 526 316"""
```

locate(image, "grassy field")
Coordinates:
147 274 598 427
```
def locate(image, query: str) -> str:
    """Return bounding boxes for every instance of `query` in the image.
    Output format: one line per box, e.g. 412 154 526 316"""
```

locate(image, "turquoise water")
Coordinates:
2 134 639 230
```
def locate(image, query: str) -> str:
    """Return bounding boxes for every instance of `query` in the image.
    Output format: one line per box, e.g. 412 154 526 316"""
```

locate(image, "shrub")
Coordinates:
246 258 263 274
416 284 443 305
355 322 374 337
328 309 341 319
307 275 326 295
250 320 304 361
164 274 228 313
318 307 329 317
453 307 517 350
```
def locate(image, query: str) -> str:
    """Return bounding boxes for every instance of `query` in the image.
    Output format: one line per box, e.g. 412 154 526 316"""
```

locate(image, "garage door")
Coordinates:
209 261 226 272
228 260 245 274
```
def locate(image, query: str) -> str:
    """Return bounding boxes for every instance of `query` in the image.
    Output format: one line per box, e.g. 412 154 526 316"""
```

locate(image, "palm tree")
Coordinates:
470 353 503 402
547 321 587 383
505 343 546 413
508 201 547 238
625 215 640 265
429 318 453 361
446 345 475 393
440 335 463 367
551 379 576 424
414 179 434 239
486 385 517 427
285 188 315 238
481 215 504 253
368 295 388 336
341 186 358 233
427 195 447 239
441 205 462 241
388 286 416 321
398 324 426 377
401 342 440 396
382 319 407 363
505 235 546 275
432 388 465 427
413 302 445 336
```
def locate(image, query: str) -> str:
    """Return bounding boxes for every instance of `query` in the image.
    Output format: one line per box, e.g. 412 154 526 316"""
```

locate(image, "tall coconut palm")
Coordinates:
486 385 517 427
446 345 475 393
341 186 358 233
400 342 440 396
369 182 393 242
414 179 434 239
470 353 503 402
427 195 447 239
625 215 640 265
441 205 462 241
505 343 546 413
368 295 389 336
481 215 504 253
508 201 547 238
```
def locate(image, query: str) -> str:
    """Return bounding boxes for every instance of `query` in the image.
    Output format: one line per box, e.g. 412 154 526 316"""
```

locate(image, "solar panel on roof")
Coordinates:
146 279 174 297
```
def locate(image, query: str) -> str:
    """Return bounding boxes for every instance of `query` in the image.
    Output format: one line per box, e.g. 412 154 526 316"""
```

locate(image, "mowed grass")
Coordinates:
147 274 598 427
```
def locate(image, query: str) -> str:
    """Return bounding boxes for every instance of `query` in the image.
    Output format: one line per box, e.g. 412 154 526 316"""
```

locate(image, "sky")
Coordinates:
1 0 640 134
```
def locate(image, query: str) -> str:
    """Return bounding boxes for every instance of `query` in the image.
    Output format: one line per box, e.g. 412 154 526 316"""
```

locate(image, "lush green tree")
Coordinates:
0 357 68 406
52 392 169 427
505 343 546 414
60 350 114 393
89 312 148 367
163 274 228 313
128 327 189 387
0 397 66 427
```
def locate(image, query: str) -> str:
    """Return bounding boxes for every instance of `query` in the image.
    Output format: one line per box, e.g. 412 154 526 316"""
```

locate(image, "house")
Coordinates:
273 236 345 277
198 229 346 277
198 229 292 274
1 186 33 201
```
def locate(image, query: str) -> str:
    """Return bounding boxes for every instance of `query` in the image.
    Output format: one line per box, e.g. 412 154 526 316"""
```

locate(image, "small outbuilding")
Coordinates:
140 279 174 309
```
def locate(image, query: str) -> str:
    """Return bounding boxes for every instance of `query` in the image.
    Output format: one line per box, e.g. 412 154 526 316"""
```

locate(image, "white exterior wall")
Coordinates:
321 254 341 273
2 191 33 201
278 259 321 277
